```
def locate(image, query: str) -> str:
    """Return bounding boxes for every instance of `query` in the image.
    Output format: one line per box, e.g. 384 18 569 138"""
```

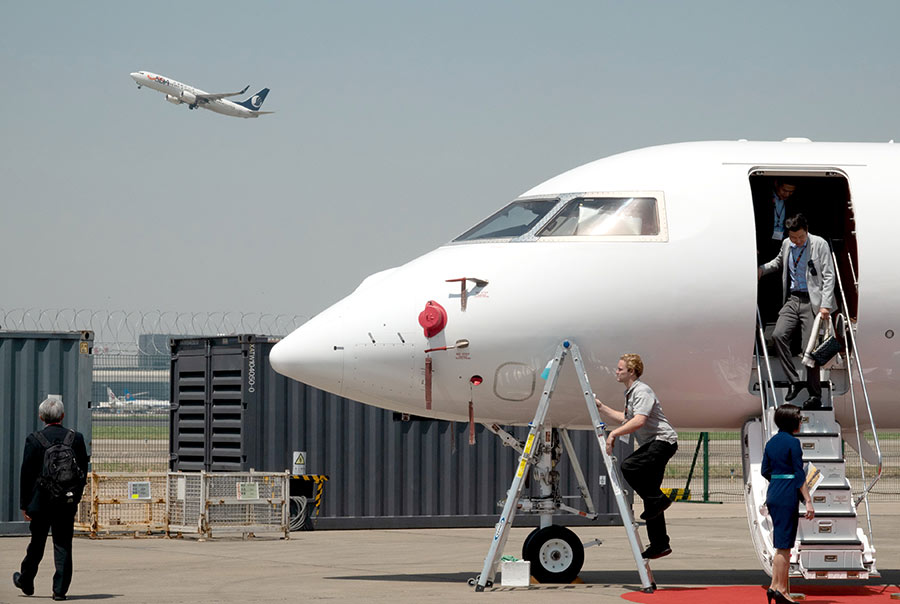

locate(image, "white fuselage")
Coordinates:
270 141 900 431
130 71 261 118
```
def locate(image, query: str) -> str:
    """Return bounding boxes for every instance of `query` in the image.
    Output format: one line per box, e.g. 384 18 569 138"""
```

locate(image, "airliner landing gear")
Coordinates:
188 104 198 110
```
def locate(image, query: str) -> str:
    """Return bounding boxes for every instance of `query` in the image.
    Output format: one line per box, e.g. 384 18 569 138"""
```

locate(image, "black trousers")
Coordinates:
621 439 678 548
19 504 77 596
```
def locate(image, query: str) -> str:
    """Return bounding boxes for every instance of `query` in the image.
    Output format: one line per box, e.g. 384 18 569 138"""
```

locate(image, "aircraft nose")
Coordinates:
270 318 345 395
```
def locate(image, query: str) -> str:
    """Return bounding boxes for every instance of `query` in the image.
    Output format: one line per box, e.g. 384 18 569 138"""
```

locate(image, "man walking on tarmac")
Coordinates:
13 397 89 601
594 353 678 559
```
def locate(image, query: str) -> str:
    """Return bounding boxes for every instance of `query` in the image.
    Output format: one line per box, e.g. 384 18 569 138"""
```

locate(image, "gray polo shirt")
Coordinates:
624 380 678 448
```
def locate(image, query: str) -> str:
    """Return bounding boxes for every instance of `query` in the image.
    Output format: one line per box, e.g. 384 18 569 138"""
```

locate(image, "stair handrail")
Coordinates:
847 251 859 291
755 306 779 442
839 314 875 542
831 249 882 509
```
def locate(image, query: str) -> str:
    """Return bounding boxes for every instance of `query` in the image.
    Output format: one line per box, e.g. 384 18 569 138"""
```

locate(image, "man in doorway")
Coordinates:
14 398 89 601
755 179 799 322
758 213 836 409
755 179 798 261
594 353 678 559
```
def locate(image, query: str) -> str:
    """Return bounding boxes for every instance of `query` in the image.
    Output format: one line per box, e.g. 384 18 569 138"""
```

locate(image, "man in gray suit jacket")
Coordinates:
758 214 836 409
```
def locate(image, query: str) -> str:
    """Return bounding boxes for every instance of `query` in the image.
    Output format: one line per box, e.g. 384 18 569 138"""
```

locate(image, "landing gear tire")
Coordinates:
522 525 584 584
521 527 540 560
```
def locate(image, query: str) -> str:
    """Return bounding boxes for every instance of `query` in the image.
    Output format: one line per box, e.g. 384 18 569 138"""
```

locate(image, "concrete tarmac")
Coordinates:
2 503 897 603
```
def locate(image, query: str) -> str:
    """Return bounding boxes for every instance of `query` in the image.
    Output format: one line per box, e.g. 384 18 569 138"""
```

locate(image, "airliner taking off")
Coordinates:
130 71 273 118
271 140 897 587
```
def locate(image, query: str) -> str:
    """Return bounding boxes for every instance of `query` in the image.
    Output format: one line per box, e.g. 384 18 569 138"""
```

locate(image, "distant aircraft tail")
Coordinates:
235 88 271 111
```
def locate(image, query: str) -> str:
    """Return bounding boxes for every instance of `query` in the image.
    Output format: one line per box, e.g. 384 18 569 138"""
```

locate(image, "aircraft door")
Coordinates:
750 169 857 326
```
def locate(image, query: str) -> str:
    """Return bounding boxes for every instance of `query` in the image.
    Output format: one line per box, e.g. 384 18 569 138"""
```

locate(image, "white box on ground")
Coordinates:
500 560 531 586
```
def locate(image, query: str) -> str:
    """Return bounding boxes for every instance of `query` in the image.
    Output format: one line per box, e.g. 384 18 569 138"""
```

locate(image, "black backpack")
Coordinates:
34 430 84 500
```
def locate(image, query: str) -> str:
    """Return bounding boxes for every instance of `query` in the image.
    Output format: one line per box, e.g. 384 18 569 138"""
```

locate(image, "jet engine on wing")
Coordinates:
165 94 183 105
179 90 197 105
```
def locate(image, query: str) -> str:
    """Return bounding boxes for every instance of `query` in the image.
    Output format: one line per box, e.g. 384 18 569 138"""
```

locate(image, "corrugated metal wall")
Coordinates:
0 332 93 534
278 383 630 529
170 336 628 528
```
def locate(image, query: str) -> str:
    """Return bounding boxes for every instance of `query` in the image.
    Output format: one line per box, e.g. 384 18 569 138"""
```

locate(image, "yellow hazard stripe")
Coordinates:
291 475 330 517
661 488 690 501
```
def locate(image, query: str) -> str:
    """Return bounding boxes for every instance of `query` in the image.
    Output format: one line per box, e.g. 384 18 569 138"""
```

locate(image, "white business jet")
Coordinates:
130 71 273 118
271 139 898 585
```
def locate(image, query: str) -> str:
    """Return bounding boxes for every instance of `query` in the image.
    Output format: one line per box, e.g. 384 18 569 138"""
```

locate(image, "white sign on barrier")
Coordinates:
236 482 260 500
128 481 152 500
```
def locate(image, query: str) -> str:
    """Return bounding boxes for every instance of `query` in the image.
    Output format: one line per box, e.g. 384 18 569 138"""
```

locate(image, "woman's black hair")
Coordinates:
774 403 802 433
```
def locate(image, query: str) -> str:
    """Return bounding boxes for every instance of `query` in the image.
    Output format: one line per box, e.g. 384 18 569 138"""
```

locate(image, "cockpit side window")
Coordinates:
454 199 558 241
537 196 662 238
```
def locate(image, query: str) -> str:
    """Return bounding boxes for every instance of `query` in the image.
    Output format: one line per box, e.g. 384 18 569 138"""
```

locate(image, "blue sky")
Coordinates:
3 1 899 320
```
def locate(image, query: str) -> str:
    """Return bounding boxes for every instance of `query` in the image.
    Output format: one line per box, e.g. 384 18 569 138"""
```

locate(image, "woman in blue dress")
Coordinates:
761 404 815 604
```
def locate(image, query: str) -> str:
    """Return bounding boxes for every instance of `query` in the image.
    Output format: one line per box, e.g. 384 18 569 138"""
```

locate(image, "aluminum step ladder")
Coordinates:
473 340 655 592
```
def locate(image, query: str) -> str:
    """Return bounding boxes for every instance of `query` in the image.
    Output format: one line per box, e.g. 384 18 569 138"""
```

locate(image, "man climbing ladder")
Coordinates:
594 353 679 560
474 342 664 592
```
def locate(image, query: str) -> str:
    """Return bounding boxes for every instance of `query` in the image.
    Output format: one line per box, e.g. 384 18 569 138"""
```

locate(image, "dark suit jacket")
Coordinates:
20 424 89 516
754 190 798 259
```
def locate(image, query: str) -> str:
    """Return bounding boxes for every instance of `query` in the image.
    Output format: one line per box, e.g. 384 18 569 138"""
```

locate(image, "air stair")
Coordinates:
743 250 882 580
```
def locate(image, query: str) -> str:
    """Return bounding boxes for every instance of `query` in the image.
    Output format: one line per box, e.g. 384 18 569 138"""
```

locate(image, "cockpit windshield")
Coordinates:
536 197 660 237
453 199 558 241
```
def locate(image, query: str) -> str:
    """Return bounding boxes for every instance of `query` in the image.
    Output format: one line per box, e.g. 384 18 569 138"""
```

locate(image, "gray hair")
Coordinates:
38 398 65 423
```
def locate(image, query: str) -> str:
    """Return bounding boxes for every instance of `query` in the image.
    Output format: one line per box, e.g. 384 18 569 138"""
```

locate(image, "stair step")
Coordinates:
798 410 841 434
798 548 868 579
799 539 863 547
799 551 866 569
809 461 851 489
798 516 860 541
808 487 854 514
797 434 842 460
797 511 857 518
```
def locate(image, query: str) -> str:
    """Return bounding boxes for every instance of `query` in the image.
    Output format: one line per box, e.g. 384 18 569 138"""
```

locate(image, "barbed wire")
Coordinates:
0 308 308 354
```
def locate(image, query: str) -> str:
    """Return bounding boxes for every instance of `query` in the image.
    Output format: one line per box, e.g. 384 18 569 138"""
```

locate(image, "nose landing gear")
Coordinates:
523 525 584 584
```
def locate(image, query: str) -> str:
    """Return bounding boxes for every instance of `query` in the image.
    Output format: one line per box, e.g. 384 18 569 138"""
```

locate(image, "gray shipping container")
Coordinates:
170 335 628 528
0 331 93 534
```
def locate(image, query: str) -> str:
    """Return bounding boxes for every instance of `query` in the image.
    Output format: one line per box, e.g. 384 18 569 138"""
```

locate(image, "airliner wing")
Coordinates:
195 85 250 103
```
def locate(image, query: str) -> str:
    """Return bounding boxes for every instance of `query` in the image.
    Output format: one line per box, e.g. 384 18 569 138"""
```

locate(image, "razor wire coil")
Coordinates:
0 308 307 354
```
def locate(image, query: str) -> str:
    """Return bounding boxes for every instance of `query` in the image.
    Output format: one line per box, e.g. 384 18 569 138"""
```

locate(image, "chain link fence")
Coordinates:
0 308 306 354
91 354 170 472
661 431 899 504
